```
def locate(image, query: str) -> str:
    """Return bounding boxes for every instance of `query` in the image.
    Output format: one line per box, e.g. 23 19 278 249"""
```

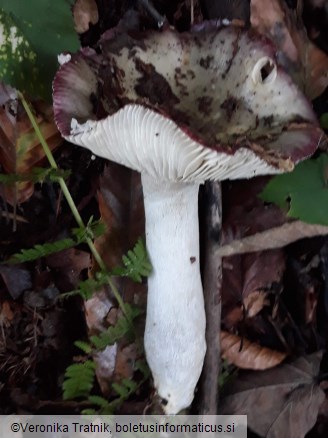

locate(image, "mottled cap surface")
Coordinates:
53 24 321 182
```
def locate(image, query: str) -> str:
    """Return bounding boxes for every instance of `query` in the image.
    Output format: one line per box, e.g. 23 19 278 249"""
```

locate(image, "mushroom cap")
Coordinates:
53 23 321 182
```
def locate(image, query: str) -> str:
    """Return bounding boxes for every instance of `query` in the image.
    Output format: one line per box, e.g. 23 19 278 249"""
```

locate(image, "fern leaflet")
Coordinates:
8 218 105 264
0 167 71 185
90 304 141 350
112 238 152 282
74 340 92 354
8 238 76 263
62 360 96 400
62 271 110 300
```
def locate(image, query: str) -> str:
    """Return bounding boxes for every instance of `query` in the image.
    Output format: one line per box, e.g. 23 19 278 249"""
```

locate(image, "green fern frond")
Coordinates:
112 382 130 398
74 340 92 354
62 360 96 400
72 217 105 243
0 167 70 185
83 397 120 415
64 358 149 413
62 271 110 300
88 395 111 408
135 360 151 379
8 238 76 263
8 218 106 265
89 304 141 350
112 238 152 283
62 239 150 301
81 408 98 415
121 378 138 392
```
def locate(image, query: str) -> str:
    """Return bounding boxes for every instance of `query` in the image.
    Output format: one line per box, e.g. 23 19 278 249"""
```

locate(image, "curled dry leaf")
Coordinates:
46 247 91 291
85 290 114 333
0 85 62 205
94 162 146 303
221 177 288 245
221 330 287 370
222 249 285 327
220 352 325 438
0 301 14 326
94 344 117 395
250 0 328 99
85 291 117 394
243 290 270 318
221 178 286 325
73 0 99 34
114 343 138 381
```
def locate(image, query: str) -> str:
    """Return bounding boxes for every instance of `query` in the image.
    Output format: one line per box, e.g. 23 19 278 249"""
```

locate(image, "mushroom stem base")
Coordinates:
142 173 206 414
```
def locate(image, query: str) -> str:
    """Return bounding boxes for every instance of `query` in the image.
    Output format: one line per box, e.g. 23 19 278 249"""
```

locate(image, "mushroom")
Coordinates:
53 23 321 414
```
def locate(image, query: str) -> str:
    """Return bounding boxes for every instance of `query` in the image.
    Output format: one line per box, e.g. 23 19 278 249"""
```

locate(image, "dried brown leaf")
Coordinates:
243 291 270 318
222 177 287 244
94 163 146 302
73 0 99 34
222 249 285 326
221 330 287 370
94 345 117 395
85 291 114 333
114 343 138 381
220 352 325 438
46 248 91 291
0 301 14 326
85 291 117 394
0 86 62 204
250 0 328 99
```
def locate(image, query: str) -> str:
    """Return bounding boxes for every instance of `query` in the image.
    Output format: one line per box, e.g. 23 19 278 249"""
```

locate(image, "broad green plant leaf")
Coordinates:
261 154 328 225
0 0 79 100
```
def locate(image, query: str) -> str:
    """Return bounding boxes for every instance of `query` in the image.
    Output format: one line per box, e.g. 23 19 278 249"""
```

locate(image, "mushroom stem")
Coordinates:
142 172 206 414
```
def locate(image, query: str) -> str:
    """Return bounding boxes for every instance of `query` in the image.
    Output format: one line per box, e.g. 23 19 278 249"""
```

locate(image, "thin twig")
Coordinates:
198 181 222 414
218 220 328 257
0 211 28 223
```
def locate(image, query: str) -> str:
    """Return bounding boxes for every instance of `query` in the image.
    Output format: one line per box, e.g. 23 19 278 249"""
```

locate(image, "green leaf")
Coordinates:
0 167 71 185
89 304 141 350
62 360 96 400
74 340 92 354
0 0 79 100
135 360 150 378
112 238 152 283
88 395 111 408
261 154 328 225
8 238 76 263
81 408 98 415
121 378 138 392
112 382 129 398
63 271 110 300
72 218 105 243
8 217 105 264
90 316 130 350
